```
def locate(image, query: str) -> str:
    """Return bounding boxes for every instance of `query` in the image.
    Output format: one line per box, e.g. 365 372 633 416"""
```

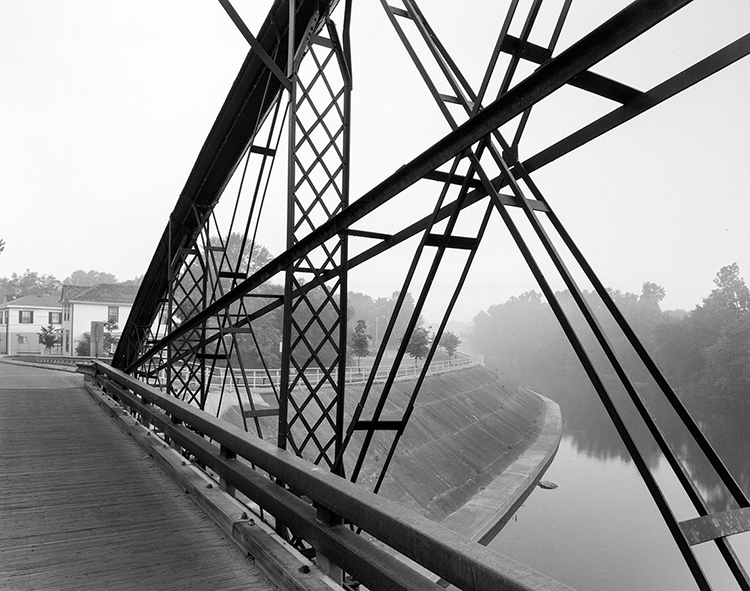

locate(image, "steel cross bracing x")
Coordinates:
125 0 750 378
112 0 750 586
377 1 750 588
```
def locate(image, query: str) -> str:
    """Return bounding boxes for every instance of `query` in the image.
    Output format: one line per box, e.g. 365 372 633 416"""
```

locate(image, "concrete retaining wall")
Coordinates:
221 364 561 536
345 365 559 524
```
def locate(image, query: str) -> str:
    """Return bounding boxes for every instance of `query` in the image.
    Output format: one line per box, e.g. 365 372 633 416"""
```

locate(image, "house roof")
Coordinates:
0 294 62 309
60 285 90 302
61 283 140 304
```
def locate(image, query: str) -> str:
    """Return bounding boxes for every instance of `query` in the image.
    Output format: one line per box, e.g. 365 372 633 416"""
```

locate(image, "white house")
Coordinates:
0 294 63 355
61 283 140 356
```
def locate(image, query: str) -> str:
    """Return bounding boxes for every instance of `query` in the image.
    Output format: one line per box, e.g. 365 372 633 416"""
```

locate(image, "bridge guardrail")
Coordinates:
87 360 569 591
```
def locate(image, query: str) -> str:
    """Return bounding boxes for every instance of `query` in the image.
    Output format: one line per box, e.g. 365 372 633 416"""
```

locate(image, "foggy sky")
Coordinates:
2 0 749 322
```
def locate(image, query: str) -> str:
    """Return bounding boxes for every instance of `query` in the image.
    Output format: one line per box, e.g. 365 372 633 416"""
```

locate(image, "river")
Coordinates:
489 380 750 590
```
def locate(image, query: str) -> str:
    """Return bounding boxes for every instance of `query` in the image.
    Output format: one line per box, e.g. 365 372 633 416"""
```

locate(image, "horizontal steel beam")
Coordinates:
521 30 750 176
680 508 750 546
127 0 693 371
500 34 642 103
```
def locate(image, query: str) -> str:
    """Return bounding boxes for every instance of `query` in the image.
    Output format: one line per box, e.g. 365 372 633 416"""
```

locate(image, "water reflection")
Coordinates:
490 437 702 590
537 374 750 515
489 373 750 590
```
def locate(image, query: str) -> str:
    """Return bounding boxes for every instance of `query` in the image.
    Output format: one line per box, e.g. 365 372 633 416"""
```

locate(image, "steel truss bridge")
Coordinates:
99 1 750 589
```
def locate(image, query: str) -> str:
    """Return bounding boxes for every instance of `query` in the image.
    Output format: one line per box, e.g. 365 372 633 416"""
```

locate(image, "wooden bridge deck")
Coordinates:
0 361 276 591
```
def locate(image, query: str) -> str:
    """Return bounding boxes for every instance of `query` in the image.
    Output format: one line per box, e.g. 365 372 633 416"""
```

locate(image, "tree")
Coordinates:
691 264 750 400
640 281 666 304
350 319 371 368
702 314 750 400
440 330 461 359
653 263 750 403
103 321 118 355
405 326 431 365
0 239 5 255
162 235 282 369
471 290 563 387
389 291 422 347
347 290 421 351
233 305 282 369
119 275 144 286
210 233 273 277
76 333 91 356
37 325 59 354
0 270 61 298
704 262 750 317
63 269 118 286
218 237 281 369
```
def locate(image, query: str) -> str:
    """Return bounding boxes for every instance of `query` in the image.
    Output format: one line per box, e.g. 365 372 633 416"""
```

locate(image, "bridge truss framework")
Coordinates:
111 1 750 588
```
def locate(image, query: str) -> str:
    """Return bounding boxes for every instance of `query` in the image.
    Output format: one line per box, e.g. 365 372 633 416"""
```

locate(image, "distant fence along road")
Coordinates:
23 352 483 392
207 353 483 390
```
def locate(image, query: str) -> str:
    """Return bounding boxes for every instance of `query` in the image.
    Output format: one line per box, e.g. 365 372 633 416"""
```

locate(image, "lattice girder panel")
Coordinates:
279 16 351 473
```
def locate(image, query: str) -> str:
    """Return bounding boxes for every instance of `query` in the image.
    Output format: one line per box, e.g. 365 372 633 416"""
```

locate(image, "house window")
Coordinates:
19 310 34 324
49 312 62 325
107 306 119 324
0 312 4 325
17 335 29 344
65 330 70 353
63 305 69 321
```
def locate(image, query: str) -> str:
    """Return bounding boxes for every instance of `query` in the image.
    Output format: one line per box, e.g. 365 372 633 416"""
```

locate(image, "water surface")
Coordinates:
490 385 750 590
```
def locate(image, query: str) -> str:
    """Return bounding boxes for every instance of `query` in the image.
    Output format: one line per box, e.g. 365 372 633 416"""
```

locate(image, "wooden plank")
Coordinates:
0 362 275 591
84 380 339 591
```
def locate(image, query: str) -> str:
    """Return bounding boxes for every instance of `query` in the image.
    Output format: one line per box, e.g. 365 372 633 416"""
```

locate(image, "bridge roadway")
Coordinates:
0 361 276 591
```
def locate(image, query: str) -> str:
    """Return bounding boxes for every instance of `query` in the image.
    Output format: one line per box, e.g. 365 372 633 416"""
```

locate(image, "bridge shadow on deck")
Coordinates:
0 361 274 591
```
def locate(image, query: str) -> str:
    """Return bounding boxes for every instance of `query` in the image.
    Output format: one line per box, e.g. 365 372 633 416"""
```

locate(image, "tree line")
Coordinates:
0 269 143 299
470 263 750 406
349 318 461 367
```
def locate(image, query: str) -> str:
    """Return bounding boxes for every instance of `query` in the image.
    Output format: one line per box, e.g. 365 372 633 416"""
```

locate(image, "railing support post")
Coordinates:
170 415 182 455
141 394 151 430
220 445 237 497
315 505 343 585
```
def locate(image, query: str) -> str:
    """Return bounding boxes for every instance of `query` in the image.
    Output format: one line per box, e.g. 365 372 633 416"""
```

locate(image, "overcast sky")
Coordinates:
2 1 749 322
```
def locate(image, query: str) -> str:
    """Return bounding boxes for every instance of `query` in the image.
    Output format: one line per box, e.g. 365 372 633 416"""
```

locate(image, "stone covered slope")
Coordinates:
220 364 549 524
345 364 546 522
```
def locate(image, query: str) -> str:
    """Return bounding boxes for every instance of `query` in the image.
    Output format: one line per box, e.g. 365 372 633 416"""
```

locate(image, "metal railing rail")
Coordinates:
10 355 89 366
175 353 482 390
87 359 570 591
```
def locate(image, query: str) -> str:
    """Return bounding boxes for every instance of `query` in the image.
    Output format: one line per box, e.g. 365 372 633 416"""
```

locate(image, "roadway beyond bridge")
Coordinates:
0 362 277 591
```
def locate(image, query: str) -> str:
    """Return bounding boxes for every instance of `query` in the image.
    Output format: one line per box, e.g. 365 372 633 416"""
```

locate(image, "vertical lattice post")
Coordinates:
279 8 351 473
